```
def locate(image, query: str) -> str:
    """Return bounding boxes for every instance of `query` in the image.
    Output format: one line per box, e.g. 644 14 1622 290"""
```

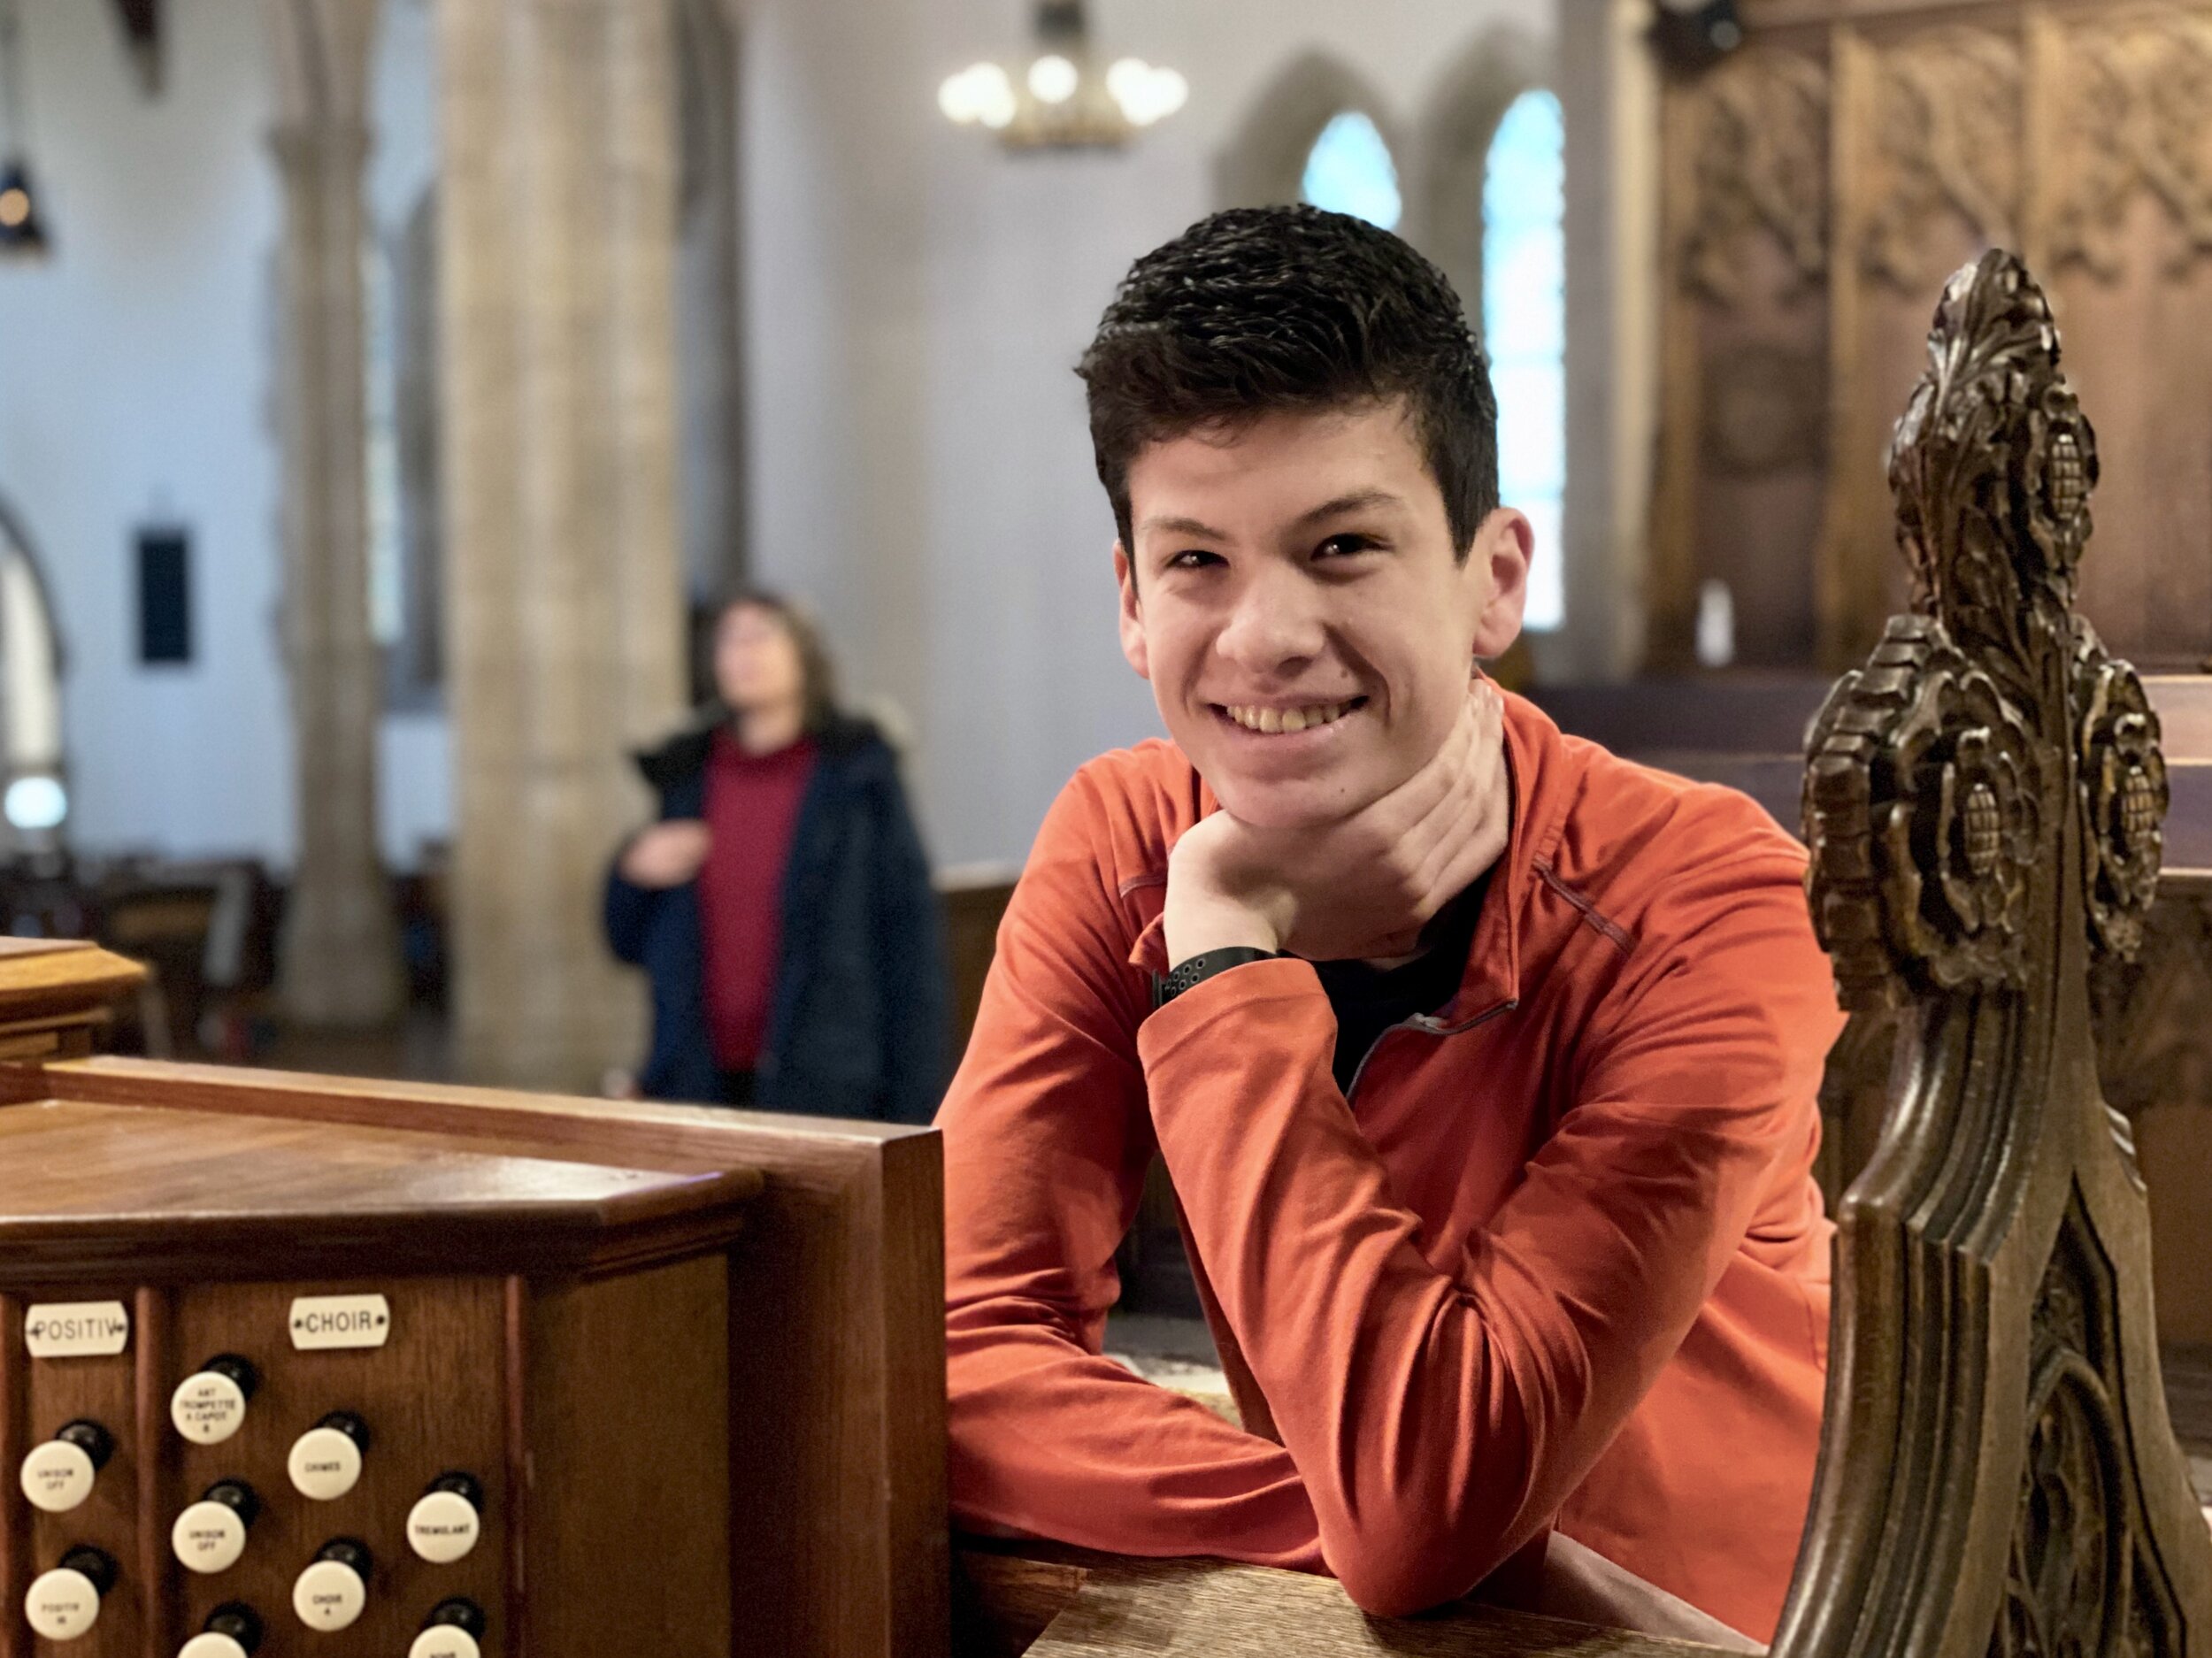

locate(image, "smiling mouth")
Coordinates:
1215 696 1368 735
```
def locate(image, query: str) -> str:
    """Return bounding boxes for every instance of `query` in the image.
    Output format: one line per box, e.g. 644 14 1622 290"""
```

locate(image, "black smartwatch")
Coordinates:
1152 947 1284 1009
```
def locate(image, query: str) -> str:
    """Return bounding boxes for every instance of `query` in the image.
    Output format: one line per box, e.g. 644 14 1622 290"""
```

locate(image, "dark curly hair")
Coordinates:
1077 203 1499 563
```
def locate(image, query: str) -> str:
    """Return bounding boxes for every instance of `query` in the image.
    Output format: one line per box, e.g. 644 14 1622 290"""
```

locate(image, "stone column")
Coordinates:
266 0 405 1027
439 0 685 1089
1557 0 1662 683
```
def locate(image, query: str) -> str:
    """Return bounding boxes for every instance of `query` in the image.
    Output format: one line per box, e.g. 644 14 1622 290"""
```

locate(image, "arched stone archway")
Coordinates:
0 496 68 847
1408 26 1552 318
1213 50 1407 219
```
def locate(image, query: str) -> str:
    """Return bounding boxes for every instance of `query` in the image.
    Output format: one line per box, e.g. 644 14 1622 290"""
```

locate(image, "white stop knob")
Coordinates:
178 1635 250 1658
292 1558 367 1631
171 1371 248 1445
172 1500 250 1574
411 1628 481 1658
287 1427 363 1501
19 1439 95 1513
24 1567 100 1640
407 1489 481 1563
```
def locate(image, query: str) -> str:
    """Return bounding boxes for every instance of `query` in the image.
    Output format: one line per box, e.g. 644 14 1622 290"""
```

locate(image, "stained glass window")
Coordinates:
1482 88 1564 631
1301 111 1402 231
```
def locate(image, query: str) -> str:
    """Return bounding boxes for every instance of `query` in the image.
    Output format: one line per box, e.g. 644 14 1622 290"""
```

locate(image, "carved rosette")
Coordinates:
2075 629 2169 963
1806 618 2040 1009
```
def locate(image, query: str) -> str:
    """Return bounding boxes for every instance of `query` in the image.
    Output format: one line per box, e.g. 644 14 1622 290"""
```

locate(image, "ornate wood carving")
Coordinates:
1781 252 2212 1658
1679 48 1829 305
2048 8 2212 280
1860 29 2020 293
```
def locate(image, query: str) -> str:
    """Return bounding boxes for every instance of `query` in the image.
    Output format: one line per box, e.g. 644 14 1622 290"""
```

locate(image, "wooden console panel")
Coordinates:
0 1042 944 1658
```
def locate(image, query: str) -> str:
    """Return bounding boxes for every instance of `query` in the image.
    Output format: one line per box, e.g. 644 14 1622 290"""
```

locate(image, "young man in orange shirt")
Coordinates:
936 205 1843 1641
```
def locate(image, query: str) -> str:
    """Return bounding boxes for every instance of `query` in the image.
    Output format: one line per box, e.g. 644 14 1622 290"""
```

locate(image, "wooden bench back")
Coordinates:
1785 249 2212 1658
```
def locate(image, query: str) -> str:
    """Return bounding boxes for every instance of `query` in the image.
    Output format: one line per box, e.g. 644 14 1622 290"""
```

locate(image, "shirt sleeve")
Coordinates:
939 770 1324 1567
1136 847 1839 1616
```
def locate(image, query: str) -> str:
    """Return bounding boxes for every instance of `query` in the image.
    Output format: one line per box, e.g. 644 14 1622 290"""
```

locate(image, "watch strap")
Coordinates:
1152 947 1283 1009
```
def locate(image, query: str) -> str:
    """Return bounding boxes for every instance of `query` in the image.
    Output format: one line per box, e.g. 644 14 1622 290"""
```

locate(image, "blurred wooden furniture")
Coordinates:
0 935 943 1657
937 866 1017 1061
1650 0 2212 675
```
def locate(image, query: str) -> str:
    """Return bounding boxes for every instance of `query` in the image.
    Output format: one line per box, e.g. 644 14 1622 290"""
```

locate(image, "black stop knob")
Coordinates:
57 1545 115 1597
198 1355 258 1399
204 1601 264 1652
313 1537 373 1577
55 1419 113 1470
202 1479 261 1527
424 1598 488 1638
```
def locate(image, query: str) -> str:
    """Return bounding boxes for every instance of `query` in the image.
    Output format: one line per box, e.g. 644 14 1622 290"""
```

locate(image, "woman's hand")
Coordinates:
619 819 712 888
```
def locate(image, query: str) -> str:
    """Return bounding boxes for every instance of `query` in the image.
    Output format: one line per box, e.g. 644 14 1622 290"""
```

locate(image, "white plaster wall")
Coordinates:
0 0 288 862
0 0 448 870
741 0 1557 868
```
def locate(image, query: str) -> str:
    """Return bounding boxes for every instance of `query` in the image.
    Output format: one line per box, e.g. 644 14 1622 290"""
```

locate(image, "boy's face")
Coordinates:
1116 401 1527 831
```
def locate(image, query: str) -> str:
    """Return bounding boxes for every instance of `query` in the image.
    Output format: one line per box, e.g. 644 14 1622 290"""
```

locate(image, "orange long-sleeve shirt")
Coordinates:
939 692 1842 1639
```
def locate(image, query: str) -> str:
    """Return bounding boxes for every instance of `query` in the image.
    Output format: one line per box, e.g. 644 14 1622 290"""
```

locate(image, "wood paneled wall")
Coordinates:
1651 0 2212 672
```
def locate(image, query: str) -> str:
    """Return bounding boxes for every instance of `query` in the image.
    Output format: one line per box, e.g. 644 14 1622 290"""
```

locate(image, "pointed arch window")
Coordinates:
1482 88 1564 632
1301 111 1401 231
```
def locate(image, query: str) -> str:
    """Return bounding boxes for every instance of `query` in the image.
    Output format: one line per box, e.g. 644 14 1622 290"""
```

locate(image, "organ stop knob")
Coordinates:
291 1538 371 1632
172 1355 257 1446
172 1479 260 1575
407 1471 483 1563
287 1409 370 1501
25 1545 116 1642
19 1418 113 1513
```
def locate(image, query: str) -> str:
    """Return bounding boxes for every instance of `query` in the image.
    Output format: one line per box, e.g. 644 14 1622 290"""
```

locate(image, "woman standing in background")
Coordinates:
603 591 947 1121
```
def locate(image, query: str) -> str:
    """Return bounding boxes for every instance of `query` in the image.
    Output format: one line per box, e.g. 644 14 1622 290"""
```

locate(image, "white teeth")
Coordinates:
1223 701 1356 733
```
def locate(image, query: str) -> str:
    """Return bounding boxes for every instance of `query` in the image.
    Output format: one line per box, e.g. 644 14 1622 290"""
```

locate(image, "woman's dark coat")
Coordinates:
602 711 949 1123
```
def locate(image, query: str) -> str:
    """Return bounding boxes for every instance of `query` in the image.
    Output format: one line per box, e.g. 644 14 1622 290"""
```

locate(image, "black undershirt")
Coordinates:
1310 874 1488 1099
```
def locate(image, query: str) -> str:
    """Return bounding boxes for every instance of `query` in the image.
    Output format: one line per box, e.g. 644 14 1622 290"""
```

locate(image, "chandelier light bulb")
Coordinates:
1027 53 1078 105
0 185 24 228
938 72 979 125
1107 59 1187 127
940 62 1016 128
974 64 1018 129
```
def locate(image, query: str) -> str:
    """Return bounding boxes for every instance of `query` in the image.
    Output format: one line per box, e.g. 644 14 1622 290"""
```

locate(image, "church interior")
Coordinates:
3 0 2212 1653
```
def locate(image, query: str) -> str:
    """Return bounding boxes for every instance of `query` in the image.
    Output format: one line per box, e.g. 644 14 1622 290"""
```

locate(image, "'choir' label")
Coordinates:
288 1293 392 1351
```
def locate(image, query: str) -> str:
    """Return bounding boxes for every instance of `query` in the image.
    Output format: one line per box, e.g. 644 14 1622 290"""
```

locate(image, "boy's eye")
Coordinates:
1166 549 1222 571
1317 533 1378 558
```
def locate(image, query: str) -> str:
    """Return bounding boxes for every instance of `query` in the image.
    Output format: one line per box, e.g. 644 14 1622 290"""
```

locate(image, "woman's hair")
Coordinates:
714 588 841 734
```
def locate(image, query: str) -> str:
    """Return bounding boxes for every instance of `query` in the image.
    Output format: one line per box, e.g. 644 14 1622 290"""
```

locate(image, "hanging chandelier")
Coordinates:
0 0 49 258
939 0 1186 152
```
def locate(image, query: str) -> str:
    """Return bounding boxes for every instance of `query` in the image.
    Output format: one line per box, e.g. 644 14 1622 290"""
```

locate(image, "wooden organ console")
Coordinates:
0 938 943 1658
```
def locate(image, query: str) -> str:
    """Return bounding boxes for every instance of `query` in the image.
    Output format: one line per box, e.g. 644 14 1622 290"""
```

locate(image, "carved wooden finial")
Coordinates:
1780 251 2212 1658
1802 250 2164 1010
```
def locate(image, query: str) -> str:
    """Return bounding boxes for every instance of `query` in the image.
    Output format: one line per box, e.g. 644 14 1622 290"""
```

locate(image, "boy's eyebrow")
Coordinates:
1136 490 1406 543
1136 513 1229 541
1293 488 1405 526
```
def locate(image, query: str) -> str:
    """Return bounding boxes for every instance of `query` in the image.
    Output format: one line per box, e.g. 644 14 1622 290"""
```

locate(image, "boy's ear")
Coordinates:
1468 508 1532 659
1114 543 1151 679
